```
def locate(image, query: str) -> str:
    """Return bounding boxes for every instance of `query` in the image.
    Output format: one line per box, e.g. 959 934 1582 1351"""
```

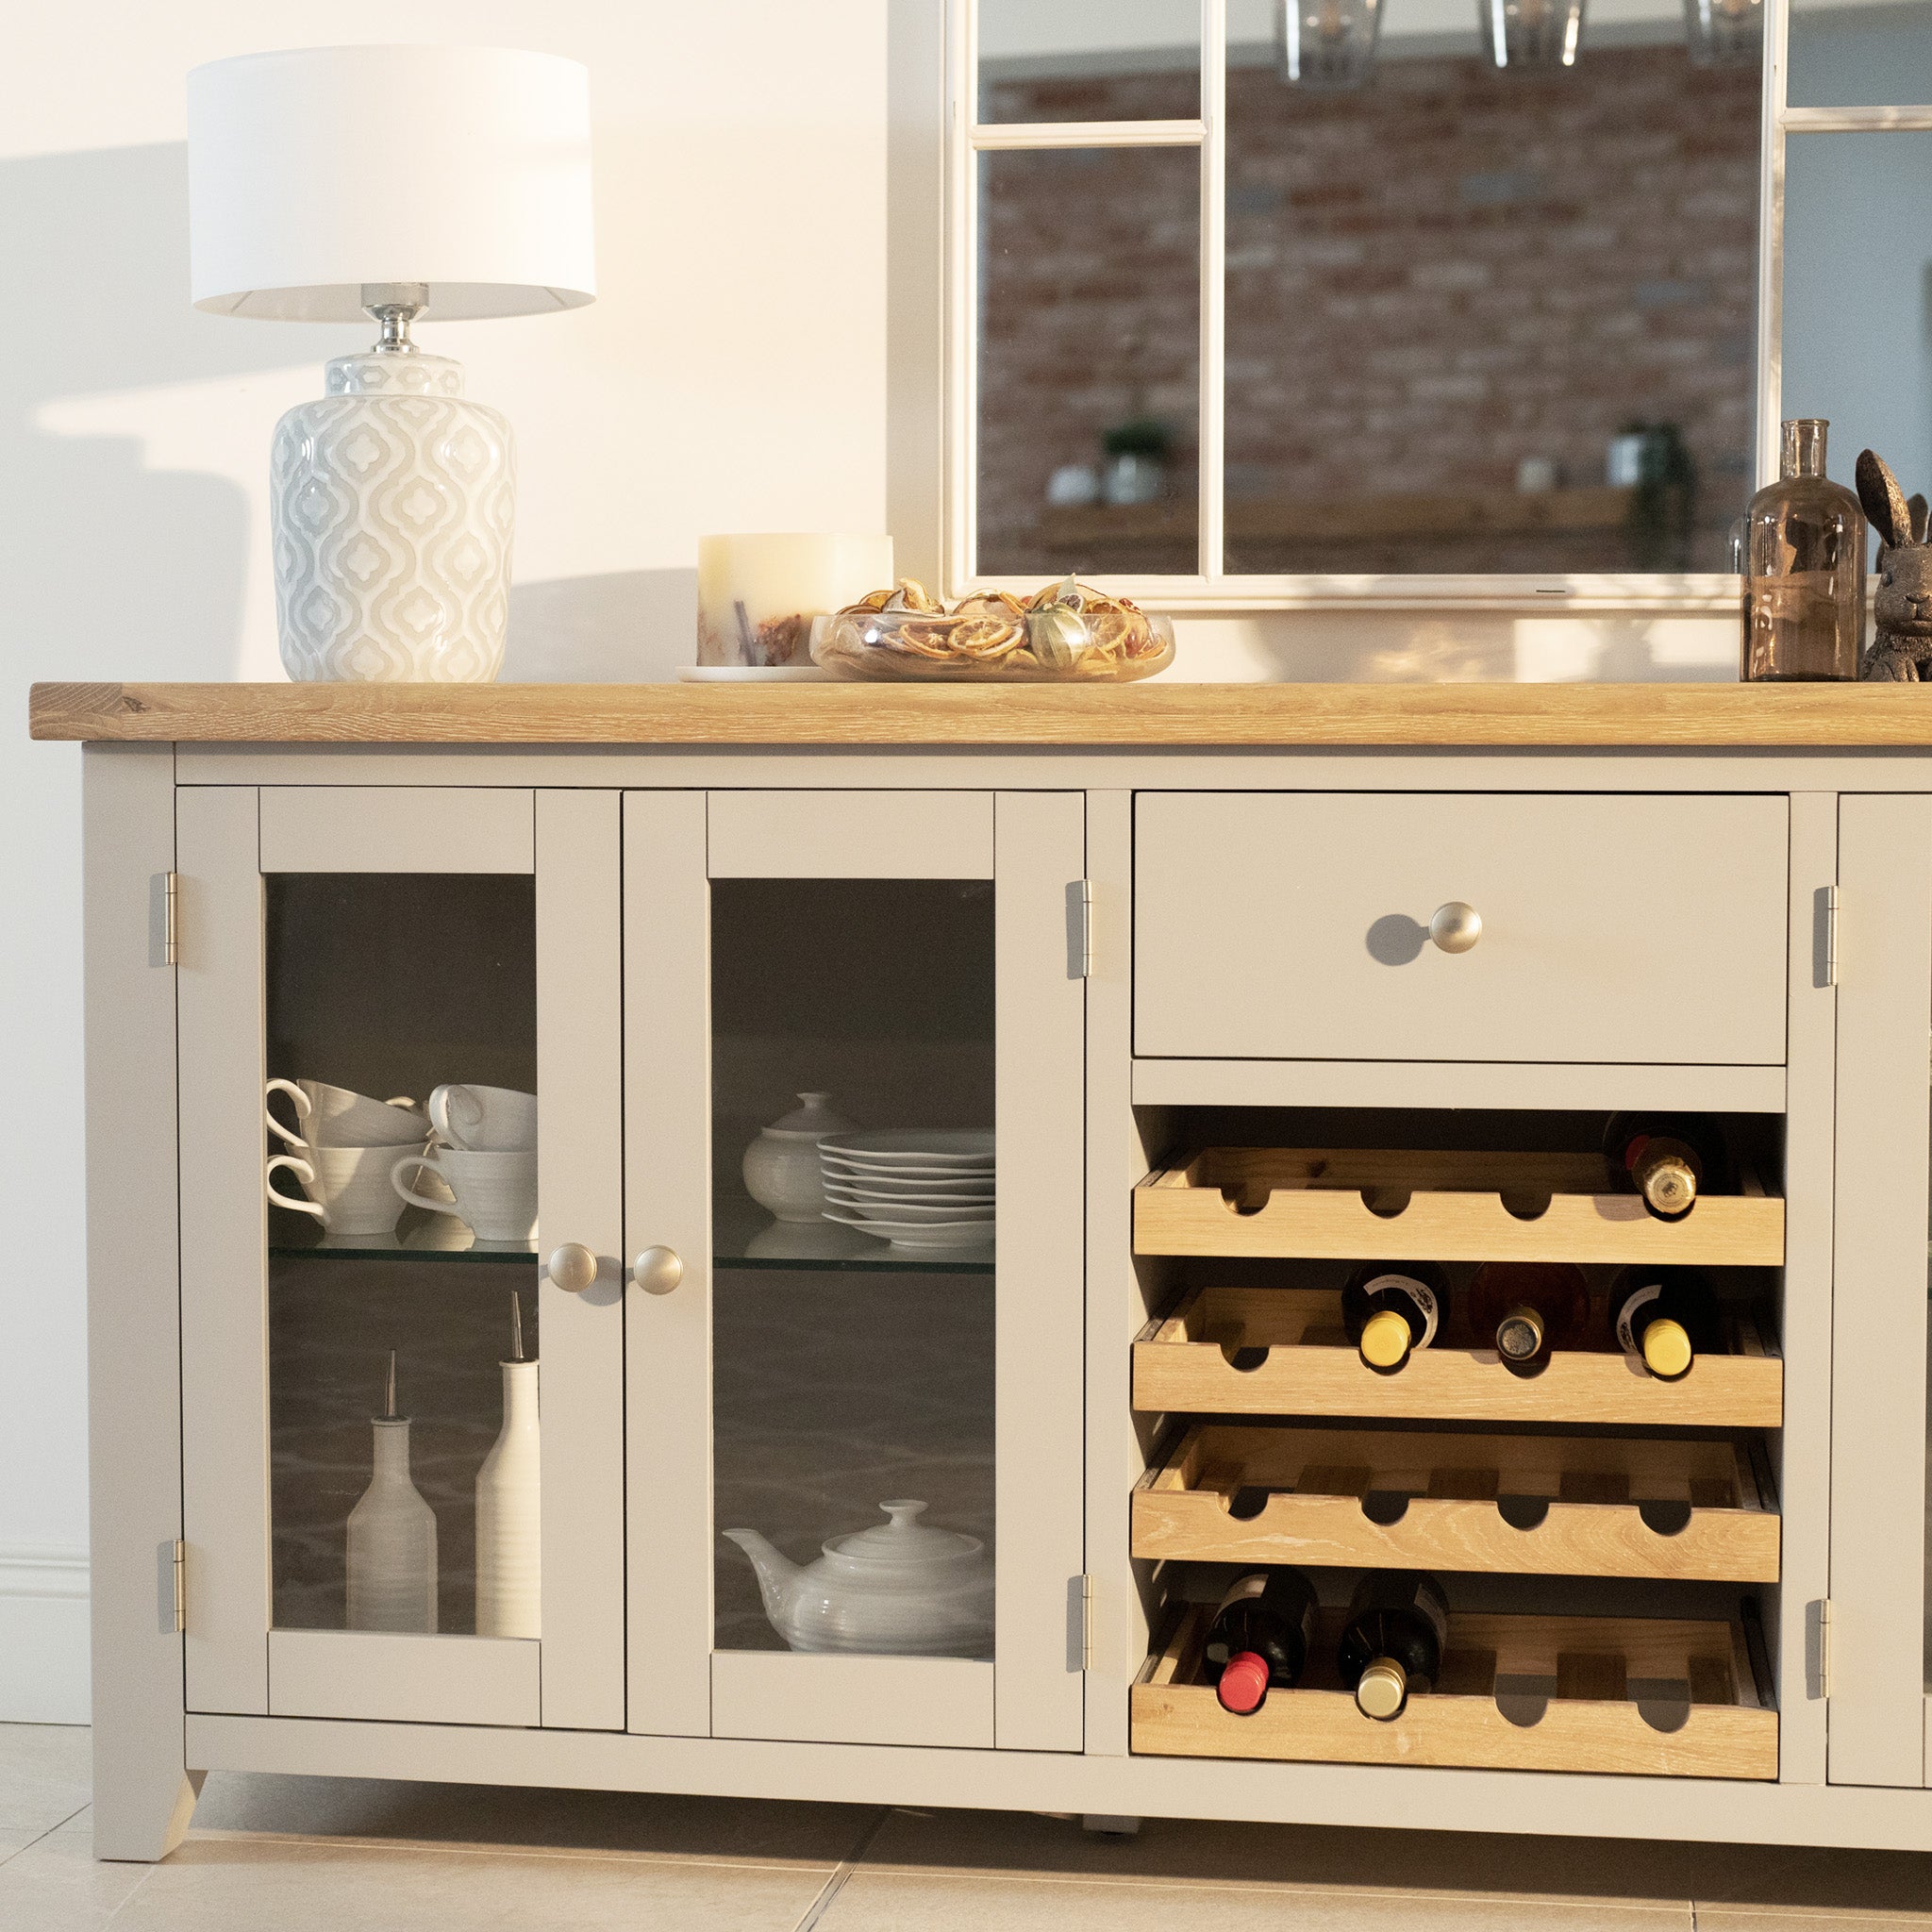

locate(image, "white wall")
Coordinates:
0 0 888 1723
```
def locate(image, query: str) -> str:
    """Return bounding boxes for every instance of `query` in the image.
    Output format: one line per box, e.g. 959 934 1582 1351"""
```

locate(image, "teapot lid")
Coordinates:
766 1091 853 1137
823 1500 982 1569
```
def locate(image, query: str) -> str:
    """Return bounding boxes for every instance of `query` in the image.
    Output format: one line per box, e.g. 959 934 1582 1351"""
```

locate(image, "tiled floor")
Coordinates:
3 1724 1930 1930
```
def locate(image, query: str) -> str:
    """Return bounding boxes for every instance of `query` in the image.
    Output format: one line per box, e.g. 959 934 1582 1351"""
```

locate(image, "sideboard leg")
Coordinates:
93 1763 204 1863
1081 1814 1142 1837
84 745 195 1863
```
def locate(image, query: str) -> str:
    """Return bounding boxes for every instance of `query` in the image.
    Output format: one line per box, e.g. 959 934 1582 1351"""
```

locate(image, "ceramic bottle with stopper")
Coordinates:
345 1352 439 1633
475 1288 541 1638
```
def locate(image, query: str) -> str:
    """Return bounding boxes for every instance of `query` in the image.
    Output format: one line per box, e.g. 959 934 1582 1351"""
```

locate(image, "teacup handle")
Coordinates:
265 1154 325 1223
392 1152 455 1214
427 1085 477 1150
265 1078 312 1151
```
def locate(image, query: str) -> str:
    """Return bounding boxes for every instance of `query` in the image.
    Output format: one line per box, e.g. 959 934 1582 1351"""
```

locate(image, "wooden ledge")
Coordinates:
29 678 1932 748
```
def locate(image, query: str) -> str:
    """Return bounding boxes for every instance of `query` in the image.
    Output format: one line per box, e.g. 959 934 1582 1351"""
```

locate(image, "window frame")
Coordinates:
946 0 1932 613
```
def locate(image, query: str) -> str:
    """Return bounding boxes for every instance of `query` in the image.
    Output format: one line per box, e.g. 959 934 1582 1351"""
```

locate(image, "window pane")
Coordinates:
1222 32 1759 575
977 0 1201 124
1790 0 1932 109
710 879 996 1659
1782 131 1932 543
976 145 1201 577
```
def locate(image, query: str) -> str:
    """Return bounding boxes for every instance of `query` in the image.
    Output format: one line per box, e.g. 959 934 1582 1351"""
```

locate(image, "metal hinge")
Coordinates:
1065 880 1092 979
1809 1596 1832 1699
1818 885 1840 989
159 1541 185 1635
1068 1573 1093 1672
150 872 178 968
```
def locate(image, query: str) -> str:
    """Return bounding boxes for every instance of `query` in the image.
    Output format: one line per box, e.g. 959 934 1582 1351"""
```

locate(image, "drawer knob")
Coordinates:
1429 902 1482 954
633 1244 684 1296
546 1242 600 1293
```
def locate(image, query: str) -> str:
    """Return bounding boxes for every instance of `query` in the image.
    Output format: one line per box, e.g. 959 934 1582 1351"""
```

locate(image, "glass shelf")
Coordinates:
270 1207 538 1266
713 1199 993 1276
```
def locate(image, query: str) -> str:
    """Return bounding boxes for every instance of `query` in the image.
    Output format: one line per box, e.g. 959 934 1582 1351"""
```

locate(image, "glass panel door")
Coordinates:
178 788 624 1730
624 791 1085 1751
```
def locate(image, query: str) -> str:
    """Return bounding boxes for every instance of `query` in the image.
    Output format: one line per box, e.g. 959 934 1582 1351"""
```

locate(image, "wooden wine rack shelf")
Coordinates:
1133 1423 1779 1582
1131 1604 1777 1778
1134 1286 1785 1428
1133 1147 1786 1268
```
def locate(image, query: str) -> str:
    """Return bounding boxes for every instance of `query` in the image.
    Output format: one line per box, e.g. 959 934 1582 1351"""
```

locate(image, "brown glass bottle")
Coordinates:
1741 419 1867 681
1340 1261 1450 1372
1202 1568 1318 1715
1607 1264 1722 1379
1466 1260 1591 1366
1336 1570 1449 1721
1602 1112 1725 1220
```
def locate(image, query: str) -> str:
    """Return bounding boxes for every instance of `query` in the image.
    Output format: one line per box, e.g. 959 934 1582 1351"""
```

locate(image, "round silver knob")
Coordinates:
633 1244 684 1296
1428 902 1482 955
546 1242 600 1294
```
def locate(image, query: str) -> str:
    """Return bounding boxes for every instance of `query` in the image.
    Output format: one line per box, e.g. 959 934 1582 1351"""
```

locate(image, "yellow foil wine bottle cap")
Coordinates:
1359 1308 1412 1370
1642 1317 1694 1379
1356 1657 1408 1721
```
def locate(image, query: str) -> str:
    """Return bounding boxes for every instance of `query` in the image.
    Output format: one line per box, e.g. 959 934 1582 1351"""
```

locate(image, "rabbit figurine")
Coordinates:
1857 449 1932 681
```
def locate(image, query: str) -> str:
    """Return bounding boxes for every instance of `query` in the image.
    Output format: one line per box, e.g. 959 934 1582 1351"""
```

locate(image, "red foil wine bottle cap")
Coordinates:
1216 1651 1271 1715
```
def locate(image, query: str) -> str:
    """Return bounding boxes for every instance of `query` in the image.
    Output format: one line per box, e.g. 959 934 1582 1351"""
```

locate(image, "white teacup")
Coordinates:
268 1143 430 1237
392 1148 538 1244
428 1083 538 1153
268 1078 425 1152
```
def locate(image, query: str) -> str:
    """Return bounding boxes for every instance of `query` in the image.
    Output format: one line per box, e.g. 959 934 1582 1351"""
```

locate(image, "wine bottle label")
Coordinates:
1214 1574 1270 1614
1363 1274 1439 1348
1411 1576 1450 1653
1615 1280 1663 1355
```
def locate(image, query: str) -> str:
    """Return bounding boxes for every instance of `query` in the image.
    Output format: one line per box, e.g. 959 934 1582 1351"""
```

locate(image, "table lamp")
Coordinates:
187 45 595 682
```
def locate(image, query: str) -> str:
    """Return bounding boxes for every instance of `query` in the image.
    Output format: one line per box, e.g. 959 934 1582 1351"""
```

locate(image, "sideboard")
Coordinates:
29 679 1932 1859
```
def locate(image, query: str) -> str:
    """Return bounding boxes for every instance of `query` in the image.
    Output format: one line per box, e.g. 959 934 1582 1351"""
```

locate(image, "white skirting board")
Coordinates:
0 1546 90 1724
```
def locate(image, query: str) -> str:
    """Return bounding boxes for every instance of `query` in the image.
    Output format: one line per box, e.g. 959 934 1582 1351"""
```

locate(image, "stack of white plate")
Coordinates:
819 1130 994 1253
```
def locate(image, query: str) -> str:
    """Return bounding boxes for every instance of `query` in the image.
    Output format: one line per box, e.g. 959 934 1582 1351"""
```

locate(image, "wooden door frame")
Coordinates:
175 785 625 1732
622 788 1087 1751
1829 793 1932 1787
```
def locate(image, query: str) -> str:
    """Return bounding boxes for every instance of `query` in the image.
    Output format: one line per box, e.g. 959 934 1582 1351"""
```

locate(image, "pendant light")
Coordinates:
1277 0 1383 89
1478 0 1586 69
1684 0 1762 66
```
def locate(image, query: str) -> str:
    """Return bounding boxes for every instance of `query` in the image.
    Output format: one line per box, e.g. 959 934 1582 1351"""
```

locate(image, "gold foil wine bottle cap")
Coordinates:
1644 1161 1695 1216
1359 1308 1412 1370
1496 1306 1544 1362
1356 1657 1408 1721
1642 1316 1694 1379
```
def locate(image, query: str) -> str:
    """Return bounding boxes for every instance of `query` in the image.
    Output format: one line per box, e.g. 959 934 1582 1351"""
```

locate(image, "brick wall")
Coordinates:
979 48 1759 578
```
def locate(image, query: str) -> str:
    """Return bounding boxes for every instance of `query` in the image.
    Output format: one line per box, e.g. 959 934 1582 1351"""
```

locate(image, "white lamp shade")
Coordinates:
188 44 595 322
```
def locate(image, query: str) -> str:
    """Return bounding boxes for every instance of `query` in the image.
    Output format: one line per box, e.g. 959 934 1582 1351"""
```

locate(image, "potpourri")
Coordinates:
813 575 1174 682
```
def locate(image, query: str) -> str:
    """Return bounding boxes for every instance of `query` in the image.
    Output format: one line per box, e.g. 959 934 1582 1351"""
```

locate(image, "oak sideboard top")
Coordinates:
30 678 1932 748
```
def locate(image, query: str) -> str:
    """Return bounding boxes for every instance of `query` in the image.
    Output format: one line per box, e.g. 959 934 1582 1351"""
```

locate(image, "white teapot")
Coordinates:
724 1500 993 1657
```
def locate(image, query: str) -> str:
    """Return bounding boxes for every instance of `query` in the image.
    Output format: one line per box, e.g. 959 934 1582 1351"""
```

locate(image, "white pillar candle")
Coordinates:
697 533 894 667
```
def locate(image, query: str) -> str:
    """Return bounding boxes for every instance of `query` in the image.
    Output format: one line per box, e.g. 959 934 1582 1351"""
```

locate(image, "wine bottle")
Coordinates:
1202 1568 1318 1716
1602 1112 1724 1220
1607 1264 1722 1380
1336 1570 1449 1721
1466 1260 1590 1366
1341 1260 1450 1372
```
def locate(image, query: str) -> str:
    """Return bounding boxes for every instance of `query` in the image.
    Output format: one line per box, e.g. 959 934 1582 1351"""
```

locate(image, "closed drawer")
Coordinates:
1134 792 1789 1064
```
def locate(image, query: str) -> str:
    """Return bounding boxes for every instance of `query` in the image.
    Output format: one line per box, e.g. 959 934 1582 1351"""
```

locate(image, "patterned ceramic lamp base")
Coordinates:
271 350 515 682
